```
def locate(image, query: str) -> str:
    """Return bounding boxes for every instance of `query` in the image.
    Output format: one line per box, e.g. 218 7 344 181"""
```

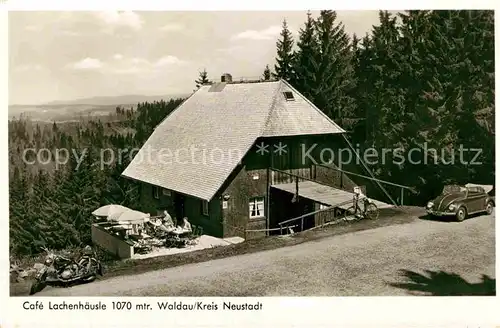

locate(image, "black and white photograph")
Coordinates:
8 9 495 298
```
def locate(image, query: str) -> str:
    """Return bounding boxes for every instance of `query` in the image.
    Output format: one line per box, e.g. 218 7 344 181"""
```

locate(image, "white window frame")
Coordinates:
249 197 265 219
202 200 209 216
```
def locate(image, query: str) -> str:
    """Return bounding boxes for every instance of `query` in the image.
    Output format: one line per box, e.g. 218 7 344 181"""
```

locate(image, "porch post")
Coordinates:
266 148 272 236
266 166 270 235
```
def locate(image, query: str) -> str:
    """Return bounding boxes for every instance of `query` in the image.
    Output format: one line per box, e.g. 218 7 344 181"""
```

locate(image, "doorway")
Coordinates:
174 193 185 224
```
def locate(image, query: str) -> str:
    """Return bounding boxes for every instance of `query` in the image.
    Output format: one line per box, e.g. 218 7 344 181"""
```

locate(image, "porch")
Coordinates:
271 180 393 210
262 166 405 236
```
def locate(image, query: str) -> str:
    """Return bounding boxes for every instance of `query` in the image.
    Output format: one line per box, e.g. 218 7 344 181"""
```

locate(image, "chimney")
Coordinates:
221 73 232 83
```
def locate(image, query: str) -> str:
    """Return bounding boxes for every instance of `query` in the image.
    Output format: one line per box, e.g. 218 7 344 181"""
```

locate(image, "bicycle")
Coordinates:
343 196 379 222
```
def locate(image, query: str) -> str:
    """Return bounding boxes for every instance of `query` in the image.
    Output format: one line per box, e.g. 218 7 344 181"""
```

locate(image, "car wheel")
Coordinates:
486 202 494 215
456 206 467 222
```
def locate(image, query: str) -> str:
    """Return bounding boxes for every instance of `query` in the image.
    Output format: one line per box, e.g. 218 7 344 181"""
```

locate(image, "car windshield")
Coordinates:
443 185 466 194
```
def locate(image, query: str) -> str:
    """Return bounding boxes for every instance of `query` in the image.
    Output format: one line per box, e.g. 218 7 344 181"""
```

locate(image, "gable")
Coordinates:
262 81 345 137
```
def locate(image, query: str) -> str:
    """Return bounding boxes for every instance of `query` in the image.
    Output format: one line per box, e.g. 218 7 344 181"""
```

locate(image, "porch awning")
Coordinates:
271 180 392 209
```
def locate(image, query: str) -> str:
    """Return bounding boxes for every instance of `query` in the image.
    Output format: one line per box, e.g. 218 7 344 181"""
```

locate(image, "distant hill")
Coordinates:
9 93 190 122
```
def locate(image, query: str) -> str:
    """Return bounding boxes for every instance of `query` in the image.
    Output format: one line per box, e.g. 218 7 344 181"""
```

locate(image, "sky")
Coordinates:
9 11 383 105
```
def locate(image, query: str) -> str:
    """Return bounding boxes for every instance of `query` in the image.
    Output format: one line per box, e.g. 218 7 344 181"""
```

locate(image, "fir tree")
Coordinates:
263 65 272 81
195 69 211 89
274 19 295 81
290 11 318 100
310 10 356 120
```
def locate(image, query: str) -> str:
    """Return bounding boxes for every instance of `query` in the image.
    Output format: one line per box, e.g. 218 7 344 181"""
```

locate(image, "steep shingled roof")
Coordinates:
121 80 345 201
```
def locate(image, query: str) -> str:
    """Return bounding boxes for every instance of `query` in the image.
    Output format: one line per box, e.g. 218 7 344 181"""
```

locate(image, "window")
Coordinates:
153 186 160 199
249 197 265 219
202 200 209 216
467 186 483 194
320 204 328 210
283 91 294 101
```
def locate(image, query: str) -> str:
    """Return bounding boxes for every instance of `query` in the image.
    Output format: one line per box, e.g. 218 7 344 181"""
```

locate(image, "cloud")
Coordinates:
130 57 149 65
68 55 185 75
231 25 283 41
70 57 103 70
159 23 183 32
154 55 183 67
67 55 185 74
96 11 143 31
231 25 299 41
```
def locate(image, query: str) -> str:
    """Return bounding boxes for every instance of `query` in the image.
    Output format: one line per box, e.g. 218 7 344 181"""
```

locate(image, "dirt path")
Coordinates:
36 214 495 296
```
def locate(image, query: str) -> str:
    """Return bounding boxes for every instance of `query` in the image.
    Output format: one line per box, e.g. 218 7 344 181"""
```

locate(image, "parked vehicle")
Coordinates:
426 183 495 222
29 246 103 295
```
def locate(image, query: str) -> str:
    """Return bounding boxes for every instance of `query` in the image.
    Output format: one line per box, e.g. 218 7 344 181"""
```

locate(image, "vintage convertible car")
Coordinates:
426 183 495 221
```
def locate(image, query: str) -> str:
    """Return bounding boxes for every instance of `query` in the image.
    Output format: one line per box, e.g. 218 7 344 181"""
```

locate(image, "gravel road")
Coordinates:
36 213 495 296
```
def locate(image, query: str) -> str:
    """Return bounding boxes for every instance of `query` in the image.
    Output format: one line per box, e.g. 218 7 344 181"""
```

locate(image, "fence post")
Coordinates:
400 188 404 206
301 217 304 231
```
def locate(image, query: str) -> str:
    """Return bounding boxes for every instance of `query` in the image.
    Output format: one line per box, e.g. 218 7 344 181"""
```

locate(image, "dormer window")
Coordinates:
283 91 294 101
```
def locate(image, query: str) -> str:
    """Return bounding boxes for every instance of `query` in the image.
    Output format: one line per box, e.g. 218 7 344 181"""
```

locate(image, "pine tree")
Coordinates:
274 19 295 81
359 11 402 147
290 11 318 100
310 10 356 120
345 32 367 143
262 65 272 81
195 69 211 89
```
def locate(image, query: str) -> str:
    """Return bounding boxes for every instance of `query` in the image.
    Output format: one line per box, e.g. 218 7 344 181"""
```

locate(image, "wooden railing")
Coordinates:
277 200 352 234
244 225 301 239
317 164 417 206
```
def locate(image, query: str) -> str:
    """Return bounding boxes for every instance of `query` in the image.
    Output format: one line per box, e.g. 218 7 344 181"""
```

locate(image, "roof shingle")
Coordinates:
121 80 345 201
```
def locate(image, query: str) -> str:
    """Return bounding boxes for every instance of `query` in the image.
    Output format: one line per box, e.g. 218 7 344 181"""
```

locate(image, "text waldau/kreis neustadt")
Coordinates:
157 301 263 311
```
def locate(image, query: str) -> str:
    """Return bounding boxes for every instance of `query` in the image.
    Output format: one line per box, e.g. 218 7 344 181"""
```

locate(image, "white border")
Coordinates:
2 0 499 10
2 2 500 328
1 4 11 325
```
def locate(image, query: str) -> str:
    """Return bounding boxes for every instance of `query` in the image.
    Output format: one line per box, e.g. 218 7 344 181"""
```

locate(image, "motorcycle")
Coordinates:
29 246 104 295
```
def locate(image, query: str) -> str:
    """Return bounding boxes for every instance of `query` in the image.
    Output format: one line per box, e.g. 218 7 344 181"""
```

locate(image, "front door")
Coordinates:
174 193 185 224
